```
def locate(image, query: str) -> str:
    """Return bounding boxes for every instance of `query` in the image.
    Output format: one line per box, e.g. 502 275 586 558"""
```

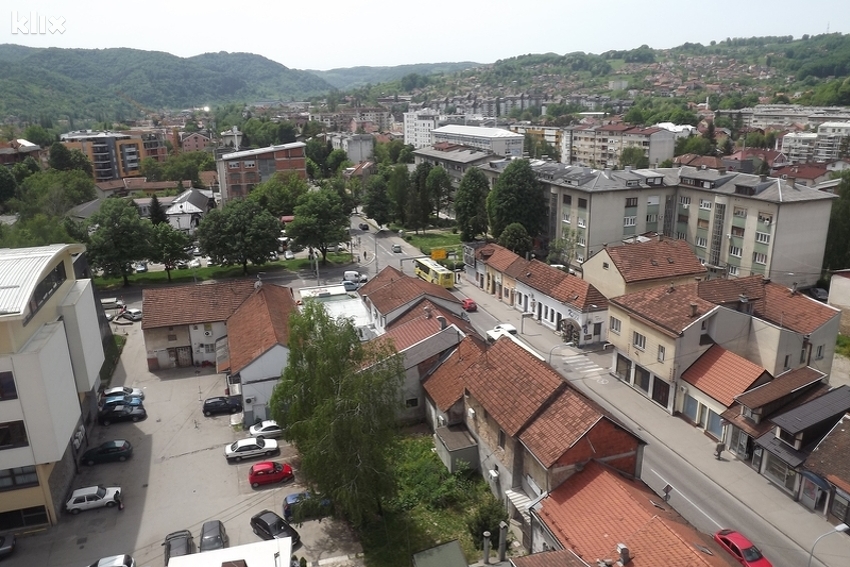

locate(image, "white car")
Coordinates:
249 420 284 439
283 250 295 261
103 386 144 400
492 323 517 335
188 258 202 269
65 485 121 514
87 555 135 567
224 437 278 462
122 308 143 321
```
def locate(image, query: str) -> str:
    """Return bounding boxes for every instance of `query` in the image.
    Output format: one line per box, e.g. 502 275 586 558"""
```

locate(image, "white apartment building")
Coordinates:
403 109 440 149
329 133 374 163
814 121 850 162
716 104 850 129
431 125 524 157
560 124 675 167
780 132 819 164
0 244 105 528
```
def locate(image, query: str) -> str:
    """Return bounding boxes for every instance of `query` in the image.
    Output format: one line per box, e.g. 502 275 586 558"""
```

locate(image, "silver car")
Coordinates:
224 437 278 462
66 485 121 514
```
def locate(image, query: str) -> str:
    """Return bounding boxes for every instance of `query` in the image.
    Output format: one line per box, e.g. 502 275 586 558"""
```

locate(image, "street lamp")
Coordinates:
807 523 849 567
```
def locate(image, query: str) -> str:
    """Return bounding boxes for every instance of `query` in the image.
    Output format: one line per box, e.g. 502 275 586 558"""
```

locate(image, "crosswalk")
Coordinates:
552 353 610 382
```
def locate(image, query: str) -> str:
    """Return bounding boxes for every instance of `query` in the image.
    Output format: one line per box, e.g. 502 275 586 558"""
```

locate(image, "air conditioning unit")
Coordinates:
204 331 212 336
488 469 500 479
468 408 476 419
244 397 254 404
679 384 688 393
682 203 689 209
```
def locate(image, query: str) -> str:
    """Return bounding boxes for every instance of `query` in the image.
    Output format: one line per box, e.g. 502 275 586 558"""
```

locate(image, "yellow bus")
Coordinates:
413 257 454 289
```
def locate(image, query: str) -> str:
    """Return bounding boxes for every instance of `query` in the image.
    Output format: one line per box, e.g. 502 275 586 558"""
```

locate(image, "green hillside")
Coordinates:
307 61 480 90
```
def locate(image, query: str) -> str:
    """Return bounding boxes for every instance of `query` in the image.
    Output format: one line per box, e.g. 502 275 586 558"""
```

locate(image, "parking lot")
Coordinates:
5 308 362 567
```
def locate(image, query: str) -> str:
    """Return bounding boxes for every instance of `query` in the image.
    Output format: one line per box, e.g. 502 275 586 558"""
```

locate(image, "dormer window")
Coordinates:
778 428 797 447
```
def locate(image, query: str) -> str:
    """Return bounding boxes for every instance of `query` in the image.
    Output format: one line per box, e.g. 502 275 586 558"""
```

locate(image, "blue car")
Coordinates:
103 394 144 408
283 492 332 521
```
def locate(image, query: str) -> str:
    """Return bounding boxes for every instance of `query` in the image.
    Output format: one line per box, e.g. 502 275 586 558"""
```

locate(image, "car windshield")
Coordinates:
229 442 239 451
742 546 763 561
96 486 106 498
256 438 265 448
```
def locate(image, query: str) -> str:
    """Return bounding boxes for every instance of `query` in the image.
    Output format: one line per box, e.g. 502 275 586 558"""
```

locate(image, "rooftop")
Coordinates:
771 385 850 435
219 141 306 161
141 280 255 330
0 244 85 320
432 124 523 139
605 238 707 284
226 285 298 374
681 345 769 407
423 337 485 412
735 366 826 408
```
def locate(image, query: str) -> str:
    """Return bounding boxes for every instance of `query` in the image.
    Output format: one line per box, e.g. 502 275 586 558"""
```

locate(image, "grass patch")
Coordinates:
405 231 462 256
837 335 850 358
99 333 127 385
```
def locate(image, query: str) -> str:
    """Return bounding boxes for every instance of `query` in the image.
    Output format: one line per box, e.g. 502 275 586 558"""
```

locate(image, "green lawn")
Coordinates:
405 231 462 255
836 335 850 358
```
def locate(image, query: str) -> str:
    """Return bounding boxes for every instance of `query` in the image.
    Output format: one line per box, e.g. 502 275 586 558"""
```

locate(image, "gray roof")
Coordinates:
413 146 496 164
770 385 850 434
674 166 837 204
533 163 660 193
755 431 809 468
0 244 85 319
219 141 306 161
412 540 467 567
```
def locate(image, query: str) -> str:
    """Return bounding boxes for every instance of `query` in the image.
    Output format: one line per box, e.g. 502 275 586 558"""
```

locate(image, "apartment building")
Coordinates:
412 143 496 187
403 109 440 149
814 121 850 162
561 124 675 167
180 131 213 152
216 142 307 203
328 133 374 163
0 244 105 528
716 104 850 129
60 130 167 183
309 109 392 133
780 132 819 164
431 125 524 157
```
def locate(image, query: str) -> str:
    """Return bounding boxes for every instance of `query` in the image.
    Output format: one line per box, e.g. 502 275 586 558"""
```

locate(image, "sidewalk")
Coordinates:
454 277 850 567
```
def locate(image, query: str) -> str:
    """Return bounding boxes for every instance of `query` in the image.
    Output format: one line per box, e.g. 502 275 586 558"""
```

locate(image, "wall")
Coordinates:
239 345 290 423
555 419 642 478
465 394 516 500
771 199 834 288
58 280 104 393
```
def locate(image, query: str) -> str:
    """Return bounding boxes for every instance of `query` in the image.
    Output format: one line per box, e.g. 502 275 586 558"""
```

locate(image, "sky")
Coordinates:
2 1 847 71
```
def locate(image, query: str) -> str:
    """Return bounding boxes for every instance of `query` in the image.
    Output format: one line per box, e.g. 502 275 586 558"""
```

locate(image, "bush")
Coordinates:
466 495 508 549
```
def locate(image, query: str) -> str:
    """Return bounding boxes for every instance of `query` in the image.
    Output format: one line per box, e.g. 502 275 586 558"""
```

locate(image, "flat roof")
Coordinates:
220 141 306 160
432 124 523 139
0 244 85 320
168 538 291 567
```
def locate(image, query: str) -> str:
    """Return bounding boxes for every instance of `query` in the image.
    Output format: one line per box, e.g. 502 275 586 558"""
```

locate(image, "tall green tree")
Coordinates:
12 170 95 219
0 166 17 211
426 166 452 218
407 162 432 234
363 176 391 227
11 156 40 184
247 172 309 218
48 142 92 175
286 189 351 262
269 301 405 526
149 194 168 225
619 147 649 169
87 199 153 286
486 159 545 239
196 199 281 275
547 230 577 265
23 125 54 147
454 168 490 241
824 172 850 270
387 164 410 225
149 222 191 281
326 149 351 177
498 222 533 257
0 214 75 248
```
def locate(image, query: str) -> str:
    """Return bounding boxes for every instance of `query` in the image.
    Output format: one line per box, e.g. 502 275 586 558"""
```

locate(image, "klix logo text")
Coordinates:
11 11 66 34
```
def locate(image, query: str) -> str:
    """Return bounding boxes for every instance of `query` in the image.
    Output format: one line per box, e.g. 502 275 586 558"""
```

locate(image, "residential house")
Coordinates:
180 131 213 152
582 236 707 299
530 461 729 566
413 143 497 188
0 244 105 527
141 280 256 370
164 188 216 234
771 163 831 187
728 148 789 171
458 338 643 548
220 284 298 423
133 195 177 219
216 142 307 203
473 243 524 304
805 413 850 524
97 178 193 199
828 269 850 334
0 138 42 168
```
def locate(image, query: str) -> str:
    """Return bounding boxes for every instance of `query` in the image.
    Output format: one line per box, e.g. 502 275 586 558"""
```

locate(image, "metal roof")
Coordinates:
770 385 850 434
432 124 523 139
0 244 85 318
220 142 306 161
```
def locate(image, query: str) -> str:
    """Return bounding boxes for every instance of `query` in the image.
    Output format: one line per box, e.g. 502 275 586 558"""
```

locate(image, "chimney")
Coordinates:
791 282 798 295
436 315 447 330
760 174 767 182
788 176 796 186
617 543 631 565
482 531 492 564
657 233 663 242
423 305 432 319
689 303 698 317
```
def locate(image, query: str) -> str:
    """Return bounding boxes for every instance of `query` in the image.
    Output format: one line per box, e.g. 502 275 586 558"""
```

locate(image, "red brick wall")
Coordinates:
555 418 641 476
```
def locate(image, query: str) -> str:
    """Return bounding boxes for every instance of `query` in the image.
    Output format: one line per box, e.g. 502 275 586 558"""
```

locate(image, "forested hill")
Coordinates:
0 46 335 121
307 61 480 90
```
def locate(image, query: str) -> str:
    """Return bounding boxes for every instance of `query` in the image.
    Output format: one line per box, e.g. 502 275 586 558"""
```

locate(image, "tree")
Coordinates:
426 166 452 218
407 162 432 234
269 301 405 526
0 214 75 248
824 172 850 270
23 125 54 147
87 199 153 286
0 166 16 211
547 231 577 265
721 138 734 156
149 195 168 225
659 158 675 168
702 122 717 153
149 222 191 281
12 170 95 219
11 156 40 184
387 164 410 225
286 189 351 262
486 159 546 239
454 168 489 241
498 222 532 257
140 157 164 181
326 149 351 177
619 147 649 169
196 199 280 275
248 172 309 218
363 176 391 227
48 142 74 171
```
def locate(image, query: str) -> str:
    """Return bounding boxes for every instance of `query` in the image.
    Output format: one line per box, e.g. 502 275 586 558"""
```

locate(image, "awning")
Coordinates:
801 470 831 491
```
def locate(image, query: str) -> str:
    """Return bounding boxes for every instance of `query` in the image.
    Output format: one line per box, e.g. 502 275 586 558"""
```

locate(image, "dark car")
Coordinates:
202 396 243 417
250 510 300 545
358 222 369 230
82 440 133 465
0 534 16 560
98 405 147 426
199 520 228 552
283 491 332 522
809 287 829 302
162 529 195 565
102 394 144 408
713 529 772 567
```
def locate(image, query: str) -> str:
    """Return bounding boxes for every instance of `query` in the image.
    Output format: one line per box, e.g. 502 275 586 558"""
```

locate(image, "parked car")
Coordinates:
283 491 332 521
713 529 772 567
358 222 369 230
461 298 477 312
175 260 188 269
103 386 144 400
341 280 359 292
248 461 294 488
248 420 284 439
224 437 278 462
268 251 279 261
102 394 144 408
284 250 295 261
65 485 121 514
492 323 517 335
391 244 402 253
122 308 143 321
250 510 300 545
192 247 202 256
809 287 829 302
199 520 229 552
133 262 148 273
162 529 195 565
343 270 367 283
87 555 135 567
0 534 16 560
82 440 133 466
187 258 201 269
203 396 243 416
98 405 147 426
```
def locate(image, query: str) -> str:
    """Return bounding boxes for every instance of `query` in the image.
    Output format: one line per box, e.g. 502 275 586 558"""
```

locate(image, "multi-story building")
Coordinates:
180 131 214 152
216 142 307 203
61 130 167 183
431 125 523 157
412 143 497 188
309 109 392 133
403 109 440 149
814 121 850 162
780 132 819 164
561 124 675 167
509 124 562 159
0 244 105 528
716 104 850 129
328 133 373 163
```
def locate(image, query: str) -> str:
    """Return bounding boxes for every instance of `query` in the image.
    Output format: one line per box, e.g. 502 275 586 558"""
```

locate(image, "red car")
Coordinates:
713 529 772 567
462 298 477 312
248 461 293 488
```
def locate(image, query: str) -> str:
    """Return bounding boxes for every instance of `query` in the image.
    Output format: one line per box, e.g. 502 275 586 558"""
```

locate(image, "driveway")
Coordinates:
4 304 362 567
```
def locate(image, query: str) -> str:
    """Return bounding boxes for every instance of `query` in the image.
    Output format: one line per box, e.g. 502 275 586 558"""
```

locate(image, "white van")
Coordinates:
343 271 368 283
100 298 125 310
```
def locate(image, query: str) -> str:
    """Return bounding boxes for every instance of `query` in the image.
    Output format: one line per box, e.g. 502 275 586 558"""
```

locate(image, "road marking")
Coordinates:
648 468 722 529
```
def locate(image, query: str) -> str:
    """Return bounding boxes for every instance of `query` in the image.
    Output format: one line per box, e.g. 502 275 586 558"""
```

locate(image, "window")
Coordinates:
733 207 747 218
729 245 742 258
610 317 621 334
679 196 691 205
0 421 28 450
0 372 16 401
731 226 745 237
758 213 773 225
204 344 215 354
783 354 790 370
697 219 709 230
753 252 767 265
755 232 770 244
676 232 686 240
699 199 712 210
657 345 665 362
498 429 506 449
728 265 739 275
696 237 707 248
677 214 689 223
577 218 586 228
562 212 571 223
603 262 609 269
0 466 38 491
647 195 659 206
243 160 256 168
816 345 824 360
578 198 587 209
577 236 586 246
562 195 572 205
646 214 658 222
405 398 419 408
633 331 646 351
831 493 850 522
624 216 636 227
228 161 240 169
625 197 638 207
167 334 178 342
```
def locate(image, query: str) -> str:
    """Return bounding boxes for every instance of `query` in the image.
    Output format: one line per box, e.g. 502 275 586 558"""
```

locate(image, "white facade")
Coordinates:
403 109 440 149
431 125 524 157
781 132 818 164
330 133 374 163
238 344 290 423
815 121 850 162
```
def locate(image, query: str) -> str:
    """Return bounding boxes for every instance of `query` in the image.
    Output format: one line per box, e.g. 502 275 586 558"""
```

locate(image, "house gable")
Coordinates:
226 284 298 374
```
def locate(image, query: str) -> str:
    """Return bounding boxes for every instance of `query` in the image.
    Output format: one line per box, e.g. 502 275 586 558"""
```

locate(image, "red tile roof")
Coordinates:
389 299 476 336
476 243 520 272
609 283 716 337
226 284 298 374
772 163 829 181
735 366 825 408
359 266 459 314
605 238 707 284
681 345 769 406
142 280 256 329
511 550 589 567
378 315 449 353
464 338 564 436
423 337 485 411
514 260 606 310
